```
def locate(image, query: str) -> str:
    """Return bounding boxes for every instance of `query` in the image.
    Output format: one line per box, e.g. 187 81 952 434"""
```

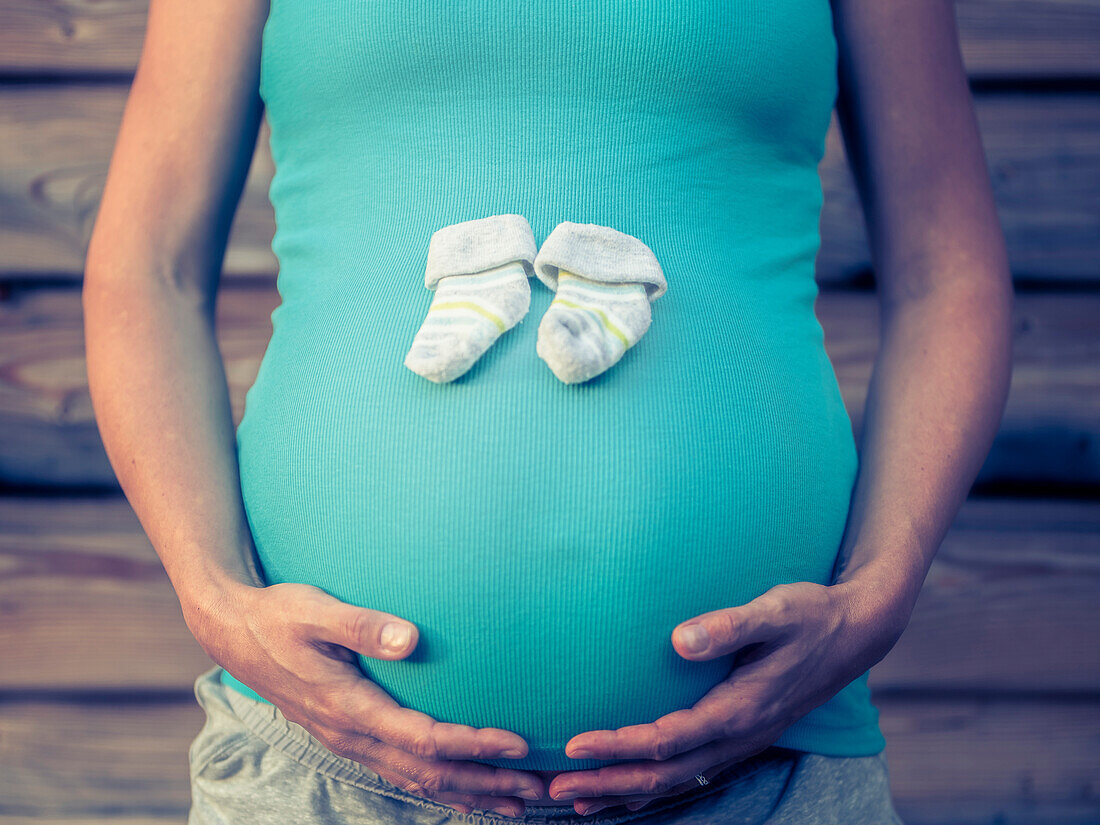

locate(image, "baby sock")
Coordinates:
404 214 538 383
537 271 650 384
404 262 530 383
532 221 667 384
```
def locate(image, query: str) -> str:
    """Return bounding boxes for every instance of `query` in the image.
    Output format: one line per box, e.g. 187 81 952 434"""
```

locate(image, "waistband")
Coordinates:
211 666 794 823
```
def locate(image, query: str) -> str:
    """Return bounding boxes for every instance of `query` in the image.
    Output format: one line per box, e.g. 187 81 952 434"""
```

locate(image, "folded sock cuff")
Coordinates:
533 221 667 301
424 213 538 290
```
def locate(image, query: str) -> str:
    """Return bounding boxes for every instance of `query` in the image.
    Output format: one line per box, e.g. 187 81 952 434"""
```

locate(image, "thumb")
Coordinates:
672 598 780 661
321 598 420 660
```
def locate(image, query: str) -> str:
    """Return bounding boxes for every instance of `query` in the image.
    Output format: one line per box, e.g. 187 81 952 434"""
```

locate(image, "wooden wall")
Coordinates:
1 1 1098 823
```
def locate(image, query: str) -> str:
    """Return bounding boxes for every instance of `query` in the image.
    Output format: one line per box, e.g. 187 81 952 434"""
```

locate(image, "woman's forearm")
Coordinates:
83 267 263 639
830 278 1014 644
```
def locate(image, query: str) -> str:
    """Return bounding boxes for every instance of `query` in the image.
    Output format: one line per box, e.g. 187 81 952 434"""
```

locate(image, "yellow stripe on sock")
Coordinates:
550 297 630 349
429 300 507 333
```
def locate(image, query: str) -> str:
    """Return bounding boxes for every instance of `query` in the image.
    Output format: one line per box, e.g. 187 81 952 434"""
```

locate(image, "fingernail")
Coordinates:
491 803 519 816
552 788 577 800
500 748 525 758
626 801 648 811
568 748 593 759
380 622 411 651
578 803 602 815
679 623 709 653
518 787 541 801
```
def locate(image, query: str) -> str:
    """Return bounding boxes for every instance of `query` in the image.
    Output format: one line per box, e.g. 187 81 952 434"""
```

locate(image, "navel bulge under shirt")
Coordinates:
222 0 887 771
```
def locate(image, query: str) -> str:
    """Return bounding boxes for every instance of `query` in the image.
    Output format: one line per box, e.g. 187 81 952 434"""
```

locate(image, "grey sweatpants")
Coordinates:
188 667 904 824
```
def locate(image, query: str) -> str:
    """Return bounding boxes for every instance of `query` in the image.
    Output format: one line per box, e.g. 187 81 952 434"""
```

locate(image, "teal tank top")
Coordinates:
223 0 886 771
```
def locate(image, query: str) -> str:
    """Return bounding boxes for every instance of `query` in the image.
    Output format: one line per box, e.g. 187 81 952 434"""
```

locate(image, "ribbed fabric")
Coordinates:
223 0 886 771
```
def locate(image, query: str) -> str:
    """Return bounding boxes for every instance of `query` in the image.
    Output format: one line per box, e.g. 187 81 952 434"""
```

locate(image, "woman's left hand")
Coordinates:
545 580 907 816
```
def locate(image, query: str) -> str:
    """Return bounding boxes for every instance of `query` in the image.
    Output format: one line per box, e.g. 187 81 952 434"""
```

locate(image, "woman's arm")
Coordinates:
826 0 1014 637
539 1 1015 813
83 0 545 816
83 0 269 624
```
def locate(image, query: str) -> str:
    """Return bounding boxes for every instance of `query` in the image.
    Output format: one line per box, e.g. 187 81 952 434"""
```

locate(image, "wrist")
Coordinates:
174 564 260 655
831 567 920 660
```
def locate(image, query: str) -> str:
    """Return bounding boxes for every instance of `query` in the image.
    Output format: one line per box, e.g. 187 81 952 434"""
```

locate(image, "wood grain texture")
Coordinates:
0 0 147 75
2 0 1097 77
0 85 276 279
0 696 1096 822
1 85 1098 282
0 495 215 690
1 285 1096 487
867 497 1100 692
0 700 202 818
822 291 1100 487
954 0 1100 78
880 697 1100 825
818 94 1100 284
1 494 1096 692
0 284 269 487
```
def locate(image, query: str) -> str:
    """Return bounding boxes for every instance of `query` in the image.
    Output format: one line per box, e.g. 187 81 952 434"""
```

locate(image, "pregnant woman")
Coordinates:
84 0 1013 822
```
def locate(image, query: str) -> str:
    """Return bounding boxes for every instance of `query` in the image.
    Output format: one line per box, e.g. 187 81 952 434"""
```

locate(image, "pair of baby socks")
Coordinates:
403 215 667 384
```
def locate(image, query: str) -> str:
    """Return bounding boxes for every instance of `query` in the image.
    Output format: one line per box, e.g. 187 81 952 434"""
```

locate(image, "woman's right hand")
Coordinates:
184 580 545 817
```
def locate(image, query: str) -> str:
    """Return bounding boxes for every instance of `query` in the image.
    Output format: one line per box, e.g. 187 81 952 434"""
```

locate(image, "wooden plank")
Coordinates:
0 0 148 76
954 0 1100 79
0 284 269 487
2 0 1098 78
822 291 1100 487
880 697 1100 825
0 495 215 689
1 84 1098 283
1 284 1097 487
869 497 1100 692
0 700 201 818
0 696 1096 823
1 494 1097 692
0 0 149 77
817 94 1100 284
0 85 276 280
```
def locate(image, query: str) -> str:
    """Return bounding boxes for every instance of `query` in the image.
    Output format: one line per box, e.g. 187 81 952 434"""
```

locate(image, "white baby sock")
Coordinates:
532 221 667 384
405 214 538 383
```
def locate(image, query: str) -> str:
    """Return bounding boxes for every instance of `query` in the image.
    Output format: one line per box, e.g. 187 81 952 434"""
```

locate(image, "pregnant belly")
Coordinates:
235 284 859 772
